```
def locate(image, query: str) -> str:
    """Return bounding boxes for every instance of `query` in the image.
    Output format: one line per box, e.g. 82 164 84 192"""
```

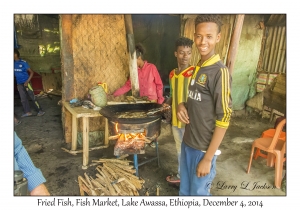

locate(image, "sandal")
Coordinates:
149 141 157 148
37 111 45 116
166 175 180 183
14 120 22 126
21 113 32 118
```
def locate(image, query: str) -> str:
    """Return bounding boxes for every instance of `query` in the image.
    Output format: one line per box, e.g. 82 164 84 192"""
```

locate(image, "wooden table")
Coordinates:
63 102 109 169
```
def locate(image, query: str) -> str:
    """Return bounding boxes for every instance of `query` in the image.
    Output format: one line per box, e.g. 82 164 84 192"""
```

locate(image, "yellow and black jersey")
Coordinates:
183 54 232 151
169 66 194 128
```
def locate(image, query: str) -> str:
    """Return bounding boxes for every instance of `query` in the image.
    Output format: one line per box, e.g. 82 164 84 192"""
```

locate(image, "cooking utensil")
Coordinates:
146 105 171 116
99 103 162 124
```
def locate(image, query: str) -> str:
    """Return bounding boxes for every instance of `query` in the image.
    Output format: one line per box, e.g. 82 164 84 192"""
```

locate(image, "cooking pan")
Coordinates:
99 103 162 124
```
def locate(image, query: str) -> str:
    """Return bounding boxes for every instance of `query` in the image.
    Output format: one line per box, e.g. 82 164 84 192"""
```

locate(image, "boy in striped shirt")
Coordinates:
165 37 194 183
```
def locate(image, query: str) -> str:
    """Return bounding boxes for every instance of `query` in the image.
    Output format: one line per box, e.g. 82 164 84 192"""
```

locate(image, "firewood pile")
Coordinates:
78 156 144 196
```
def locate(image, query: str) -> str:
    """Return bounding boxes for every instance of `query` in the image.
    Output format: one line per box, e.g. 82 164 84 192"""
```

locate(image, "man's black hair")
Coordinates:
136 43 145 58
194 14 223 33
14 48 20 57
175 37 193 51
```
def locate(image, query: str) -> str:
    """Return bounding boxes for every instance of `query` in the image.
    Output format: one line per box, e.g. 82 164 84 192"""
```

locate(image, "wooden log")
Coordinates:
89 176 102 196
112 183 121 195
101 168 127 196
61 147 77 155
117 180 131 195
106 162 143 192
78 175 91 189
95 158 132 165
123 178 138 191
78 176 92 196
133 189 139 196
78 176 85 196
84 173 93 189
117 154 129 159
106 163 143 190
88 162 101 167
97 167 118 195
105 163 139 180
95 176 108 188
128 188 134 196
226 14 245 74
103 163 118 179
109 135 119 140
110 162 137 174
110 162 134 170
91 179 110 195
81 184 92 196
124 14 139 98
89 145 109 151
111 177 125 184
62 145 109 156
60 14 75 144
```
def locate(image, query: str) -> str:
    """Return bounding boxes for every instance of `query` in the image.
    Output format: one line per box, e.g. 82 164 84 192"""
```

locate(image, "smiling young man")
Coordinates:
176 15 233 195
165 37 194 184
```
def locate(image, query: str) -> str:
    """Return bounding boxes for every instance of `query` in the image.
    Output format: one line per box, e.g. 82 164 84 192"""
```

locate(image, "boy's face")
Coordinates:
194 22 220 62
14 52 18 60
175 46 192 66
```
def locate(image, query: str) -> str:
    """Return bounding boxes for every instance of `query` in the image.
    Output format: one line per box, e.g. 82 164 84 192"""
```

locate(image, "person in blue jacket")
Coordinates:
14 48 45 117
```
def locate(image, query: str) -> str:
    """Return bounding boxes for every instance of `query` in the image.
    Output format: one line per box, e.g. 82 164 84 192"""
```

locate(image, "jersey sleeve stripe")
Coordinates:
220 67 232 124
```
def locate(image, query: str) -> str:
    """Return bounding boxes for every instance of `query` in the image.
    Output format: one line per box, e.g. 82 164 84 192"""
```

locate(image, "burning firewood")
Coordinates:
108 135 119 140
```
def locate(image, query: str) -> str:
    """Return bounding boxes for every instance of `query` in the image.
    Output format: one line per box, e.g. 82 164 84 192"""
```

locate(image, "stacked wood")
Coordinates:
78 157 144 196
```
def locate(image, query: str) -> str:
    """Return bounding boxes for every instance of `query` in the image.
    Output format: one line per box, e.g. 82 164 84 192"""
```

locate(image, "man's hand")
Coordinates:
196 158 212 177
177 103 189 124
24 81 29 88
30 183 50 196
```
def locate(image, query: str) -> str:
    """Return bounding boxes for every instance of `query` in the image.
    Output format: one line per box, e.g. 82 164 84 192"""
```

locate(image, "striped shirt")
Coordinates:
169 66 194 128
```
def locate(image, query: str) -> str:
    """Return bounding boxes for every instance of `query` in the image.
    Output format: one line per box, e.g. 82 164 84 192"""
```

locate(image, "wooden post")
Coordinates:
60 14 75 143
124 15 139 98
60 14 75 102
82 117 89 169
104 118 109 146
71 115 78 151
226 14 245 74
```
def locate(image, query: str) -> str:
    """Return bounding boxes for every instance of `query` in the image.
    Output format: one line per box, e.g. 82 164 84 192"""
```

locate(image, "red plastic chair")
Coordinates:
253 128 286 167
247 119 286 188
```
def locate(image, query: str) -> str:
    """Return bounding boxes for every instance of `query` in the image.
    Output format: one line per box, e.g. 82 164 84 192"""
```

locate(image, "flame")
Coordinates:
117 130 146 141
114 129 147 155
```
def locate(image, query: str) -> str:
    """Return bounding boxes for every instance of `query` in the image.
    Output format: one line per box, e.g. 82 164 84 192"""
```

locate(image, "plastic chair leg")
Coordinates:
246 146 256 173
267 153 276 167
274 152 284 188
253 148 260 159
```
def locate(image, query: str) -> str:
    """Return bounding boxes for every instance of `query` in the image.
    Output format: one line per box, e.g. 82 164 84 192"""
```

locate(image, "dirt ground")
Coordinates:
14 94 286 196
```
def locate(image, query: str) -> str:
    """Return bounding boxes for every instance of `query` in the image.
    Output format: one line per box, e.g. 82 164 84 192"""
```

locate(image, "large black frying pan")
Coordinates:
99 103 162 124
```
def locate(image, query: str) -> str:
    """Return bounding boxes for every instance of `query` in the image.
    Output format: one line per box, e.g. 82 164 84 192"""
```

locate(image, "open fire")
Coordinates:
114 123 152 156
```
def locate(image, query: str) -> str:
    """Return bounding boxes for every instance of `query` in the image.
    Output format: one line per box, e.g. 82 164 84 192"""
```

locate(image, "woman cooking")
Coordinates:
112 43 165 104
